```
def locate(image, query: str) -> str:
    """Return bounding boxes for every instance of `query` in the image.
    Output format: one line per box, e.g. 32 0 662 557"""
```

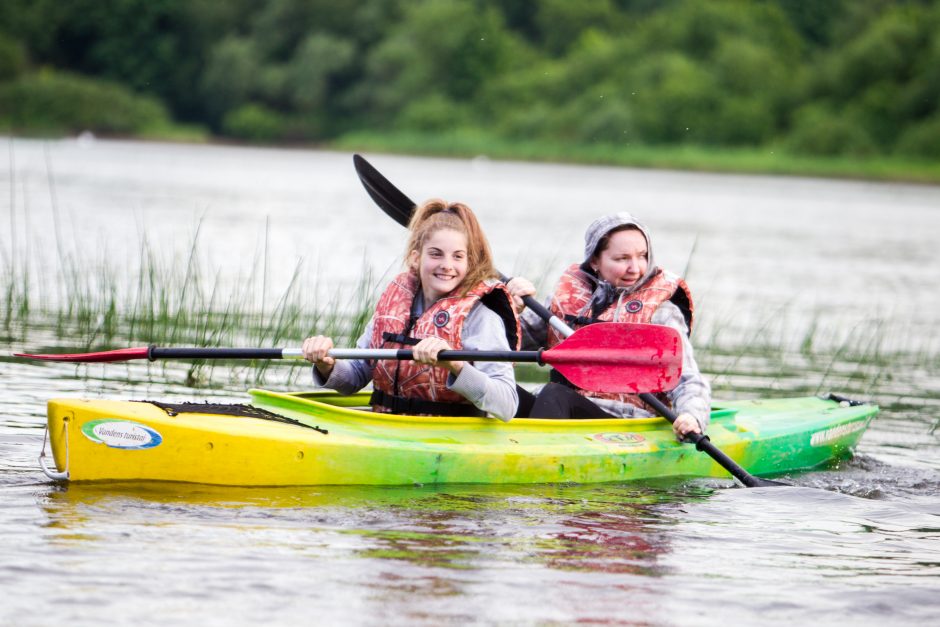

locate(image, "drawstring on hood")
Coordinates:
579 212 658 317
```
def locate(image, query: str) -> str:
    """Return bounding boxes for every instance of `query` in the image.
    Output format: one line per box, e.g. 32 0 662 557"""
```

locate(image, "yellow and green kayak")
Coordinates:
41 390 877 486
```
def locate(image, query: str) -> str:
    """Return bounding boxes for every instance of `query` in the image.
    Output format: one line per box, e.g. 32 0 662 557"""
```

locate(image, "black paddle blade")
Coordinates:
353 154 416 227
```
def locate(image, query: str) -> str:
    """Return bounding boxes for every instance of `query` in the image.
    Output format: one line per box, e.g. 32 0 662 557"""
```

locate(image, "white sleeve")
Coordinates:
651 301 712 432
312 318 375 394
445 303 519 421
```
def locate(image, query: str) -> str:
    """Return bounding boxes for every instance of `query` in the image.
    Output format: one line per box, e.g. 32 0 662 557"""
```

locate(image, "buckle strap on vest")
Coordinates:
381 332 421 346
370 390 486 418
564 314 598 327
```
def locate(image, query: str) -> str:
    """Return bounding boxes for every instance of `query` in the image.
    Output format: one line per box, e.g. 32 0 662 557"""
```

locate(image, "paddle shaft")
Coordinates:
19 321 681 394
85 347 547 362
497 273 570 337
152 347 300 360
333 348 545 362
120 347 632 366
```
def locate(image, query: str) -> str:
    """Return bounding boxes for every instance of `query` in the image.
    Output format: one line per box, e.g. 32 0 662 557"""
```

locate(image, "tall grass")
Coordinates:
0 142 381 388
5 225 938 404
695 304 940 411
1 216 380 387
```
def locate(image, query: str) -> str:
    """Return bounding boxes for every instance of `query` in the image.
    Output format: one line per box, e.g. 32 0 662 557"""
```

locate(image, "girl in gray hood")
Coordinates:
508 212 711 440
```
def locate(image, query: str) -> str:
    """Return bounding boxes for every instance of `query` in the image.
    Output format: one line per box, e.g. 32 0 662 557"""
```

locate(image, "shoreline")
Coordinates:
6 130 939 186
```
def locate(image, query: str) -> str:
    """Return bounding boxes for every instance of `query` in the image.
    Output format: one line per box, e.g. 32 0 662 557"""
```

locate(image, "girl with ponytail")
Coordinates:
302 200 521 421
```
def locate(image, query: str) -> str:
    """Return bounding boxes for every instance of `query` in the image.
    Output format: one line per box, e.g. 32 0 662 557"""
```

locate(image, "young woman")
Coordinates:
302 199 521 421
508 212 711 439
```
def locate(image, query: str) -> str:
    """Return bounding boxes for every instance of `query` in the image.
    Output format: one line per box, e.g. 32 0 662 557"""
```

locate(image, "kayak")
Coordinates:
40 390 876 486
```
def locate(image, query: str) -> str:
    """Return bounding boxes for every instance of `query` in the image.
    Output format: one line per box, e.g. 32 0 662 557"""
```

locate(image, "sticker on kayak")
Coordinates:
81 419 163 450
810 420 868 447
592 433 646 446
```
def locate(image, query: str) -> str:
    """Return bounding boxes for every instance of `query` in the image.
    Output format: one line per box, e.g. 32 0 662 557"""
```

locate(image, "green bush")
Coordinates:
222 103 286 142
894 115 940 160
0 69 171 134
784 105 878 157
200 36 260 126
397 93 469 133
709 98 777 145
573 96 636 144
630 53 720 144
0 34 26 81
496 102 558 141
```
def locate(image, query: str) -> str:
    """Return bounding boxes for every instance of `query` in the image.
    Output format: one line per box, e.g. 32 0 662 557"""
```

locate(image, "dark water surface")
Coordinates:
2 138 939 625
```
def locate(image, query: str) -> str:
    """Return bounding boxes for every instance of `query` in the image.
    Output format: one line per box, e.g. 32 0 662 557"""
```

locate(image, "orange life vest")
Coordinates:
370 271 521 416
547 264 693 412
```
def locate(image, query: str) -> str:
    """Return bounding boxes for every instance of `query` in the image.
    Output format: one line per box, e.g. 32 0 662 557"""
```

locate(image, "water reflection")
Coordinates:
38 480 716 578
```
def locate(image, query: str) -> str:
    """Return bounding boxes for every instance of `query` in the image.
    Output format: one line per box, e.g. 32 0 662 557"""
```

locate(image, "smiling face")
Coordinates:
592 228 649 288
408 228 469 303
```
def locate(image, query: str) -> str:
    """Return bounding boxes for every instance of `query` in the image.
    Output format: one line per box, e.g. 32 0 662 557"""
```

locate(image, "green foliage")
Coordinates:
894 114 940 159
397 93 470 132
630 53 719 144
534 0 625 56
200 36 261 126
784 105 878 157
0 34 26 81
807 3 940 150
364 0 527 122
1 0 938 164
286 33 356 113
0 70 172 135
222 104 286 142
770 0 846 46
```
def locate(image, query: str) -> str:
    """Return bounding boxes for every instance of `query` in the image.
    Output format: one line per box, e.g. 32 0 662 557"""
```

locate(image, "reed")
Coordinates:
6 230 937 403
1 213 382 387
694 303 940 412
3 196 937 406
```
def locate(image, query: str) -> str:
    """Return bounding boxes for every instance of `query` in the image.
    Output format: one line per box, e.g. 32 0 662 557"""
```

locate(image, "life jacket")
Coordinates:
369 271 521 416
547 264 693 413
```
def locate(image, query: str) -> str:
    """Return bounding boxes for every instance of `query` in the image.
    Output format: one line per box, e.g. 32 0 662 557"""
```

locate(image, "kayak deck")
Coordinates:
42 390 877 486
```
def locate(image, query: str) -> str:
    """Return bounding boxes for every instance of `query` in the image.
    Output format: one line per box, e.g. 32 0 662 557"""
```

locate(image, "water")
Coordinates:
2 137 939 625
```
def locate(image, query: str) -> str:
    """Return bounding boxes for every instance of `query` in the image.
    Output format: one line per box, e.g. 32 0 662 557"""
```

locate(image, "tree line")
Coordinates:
1 0 938 159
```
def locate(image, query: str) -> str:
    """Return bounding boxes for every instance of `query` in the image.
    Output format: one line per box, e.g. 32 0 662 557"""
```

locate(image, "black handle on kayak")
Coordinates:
149 346 287 361
498 273 555 321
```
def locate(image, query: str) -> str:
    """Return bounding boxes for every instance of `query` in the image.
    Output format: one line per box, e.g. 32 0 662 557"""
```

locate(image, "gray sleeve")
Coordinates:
519 305 549 350
651 301 712 432
312 318 375 394
445 303 519 422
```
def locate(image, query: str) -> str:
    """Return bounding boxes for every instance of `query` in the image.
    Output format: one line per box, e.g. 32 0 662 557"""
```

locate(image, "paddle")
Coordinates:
352 153 785 488
16 322 682 395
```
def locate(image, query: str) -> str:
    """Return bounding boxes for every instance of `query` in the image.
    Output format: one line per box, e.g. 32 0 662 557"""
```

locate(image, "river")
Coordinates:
1 137 938 625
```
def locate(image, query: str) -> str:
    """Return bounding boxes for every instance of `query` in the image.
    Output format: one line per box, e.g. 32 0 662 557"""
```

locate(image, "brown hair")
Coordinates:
405 199 498 296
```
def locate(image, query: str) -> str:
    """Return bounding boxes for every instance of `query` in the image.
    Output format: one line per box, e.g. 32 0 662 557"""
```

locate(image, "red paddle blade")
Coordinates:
15 347 151 363
542 323 683 394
